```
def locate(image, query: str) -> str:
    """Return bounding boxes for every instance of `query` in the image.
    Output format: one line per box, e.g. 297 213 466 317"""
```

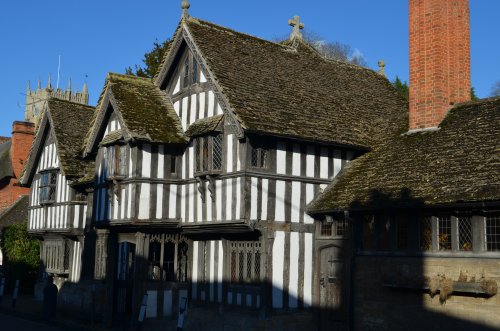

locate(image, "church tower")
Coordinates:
24 76 89 127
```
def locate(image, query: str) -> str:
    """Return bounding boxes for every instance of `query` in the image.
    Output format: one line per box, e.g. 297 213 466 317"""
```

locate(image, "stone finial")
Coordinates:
67 78 72 92
37 78 41 89
181 0 190 18
288 15 305 40
47 74 52 89
378 60 386 76
27 80 31 93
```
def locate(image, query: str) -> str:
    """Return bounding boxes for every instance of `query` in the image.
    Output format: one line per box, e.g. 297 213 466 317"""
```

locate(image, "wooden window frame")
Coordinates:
318 215 348 238
228 240 263 285
194 133 224 176
106 145 128 179
39 170 58 205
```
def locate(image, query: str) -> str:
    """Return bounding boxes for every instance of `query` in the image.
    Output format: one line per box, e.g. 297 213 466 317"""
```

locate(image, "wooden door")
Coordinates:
319 245 348 330
114 242 136 320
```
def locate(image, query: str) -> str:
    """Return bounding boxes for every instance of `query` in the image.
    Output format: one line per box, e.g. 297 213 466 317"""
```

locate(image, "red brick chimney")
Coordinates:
11 121 35 179
409 0 471 130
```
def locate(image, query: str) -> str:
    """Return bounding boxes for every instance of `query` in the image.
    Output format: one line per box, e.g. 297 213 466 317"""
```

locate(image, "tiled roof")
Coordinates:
308 97 500 213
48 99 95 178
181 18 407 149
85 73 186 154
21 99 95 185
100 130 124 146
185 115 223 137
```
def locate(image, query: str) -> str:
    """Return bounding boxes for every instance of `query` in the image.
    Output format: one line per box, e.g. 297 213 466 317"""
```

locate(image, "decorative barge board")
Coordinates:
21 98 95 283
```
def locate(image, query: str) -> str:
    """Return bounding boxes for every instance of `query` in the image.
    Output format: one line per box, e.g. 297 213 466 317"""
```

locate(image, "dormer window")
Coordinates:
194 133 223 174
39 170 57 204
106 145 128 178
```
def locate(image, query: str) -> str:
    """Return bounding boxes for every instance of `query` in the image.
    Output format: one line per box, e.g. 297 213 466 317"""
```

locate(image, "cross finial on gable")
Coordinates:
288 15 305 40
181 0 190 19
378 60 386 77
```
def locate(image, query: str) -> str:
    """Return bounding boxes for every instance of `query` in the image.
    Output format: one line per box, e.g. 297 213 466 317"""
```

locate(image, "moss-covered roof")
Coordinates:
48 99 96 178
185 115 223 137
0 140 13 181
180 18 407 148
21 99 95 185
308 97 500 213
100 130 124 146
85 73 186 154
108 73 186 144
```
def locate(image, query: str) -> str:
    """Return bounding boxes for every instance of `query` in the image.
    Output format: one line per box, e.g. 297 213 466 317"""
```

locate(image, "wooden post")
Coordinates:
0 277 5 305
137 292 148 331
12 279 19 308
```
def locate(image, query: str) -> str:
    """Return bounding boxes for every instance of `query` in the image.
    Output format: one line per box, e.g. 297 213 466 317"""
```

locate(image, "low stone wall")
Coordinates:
354 255 500 330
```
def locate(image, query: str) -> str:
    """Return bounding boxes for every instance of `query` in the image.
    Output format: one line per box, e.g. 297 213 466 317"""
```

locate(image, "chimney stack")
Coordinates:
409 0 471 130
11 121 35 179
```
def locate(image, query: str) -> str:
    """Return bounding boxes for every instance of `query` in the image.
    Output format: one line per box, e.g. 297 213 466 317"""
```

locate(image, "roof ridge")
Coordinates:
188 16 384 78
47 97 95 109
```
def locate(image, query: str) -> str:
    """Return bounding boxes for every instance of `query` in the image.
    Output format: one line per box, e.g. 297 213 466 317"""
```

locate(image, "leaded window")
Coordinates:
378 215 392 251
486 215 500 251
458 216 473 251
319 215 348 237
39 171 57 204
229 241 262 284
438 216 452 251
146 235 188 282
43 239 72 274
194 134 223 174
251 146 268 168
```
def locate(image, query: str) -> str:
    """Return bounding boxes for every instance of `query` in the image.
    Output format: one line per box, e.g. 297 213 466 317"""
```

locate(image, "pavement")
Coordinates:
0 294 111 331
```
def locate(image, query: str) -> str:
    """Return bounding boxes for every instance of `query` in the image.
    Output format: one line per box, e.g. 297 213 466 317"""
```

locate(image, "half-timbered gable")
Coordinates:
21 98 94 282
84 73 186 225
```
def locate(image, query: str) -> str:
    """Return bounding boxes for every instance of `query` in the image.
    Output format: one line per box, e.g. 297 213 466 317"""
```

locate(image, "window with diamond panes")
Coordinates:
438 217 452 251
194 134 223 173
420 217 432 251
212 134 223 170
251 146 268 168
458 216 473 251
39 171 57 204
486 215 500 252
229 241 262 284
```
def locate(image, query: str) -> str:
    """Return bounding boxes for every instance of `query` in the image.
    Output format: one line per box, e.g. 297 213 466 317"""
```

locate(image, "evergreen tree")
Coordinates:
126 39 171 78
470 87 479 101
392 76 409 100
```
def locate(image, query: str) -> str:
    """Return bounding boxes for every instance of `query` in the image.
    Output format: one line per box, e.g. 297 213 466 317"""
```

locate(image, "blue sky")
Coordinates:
0 0 498 136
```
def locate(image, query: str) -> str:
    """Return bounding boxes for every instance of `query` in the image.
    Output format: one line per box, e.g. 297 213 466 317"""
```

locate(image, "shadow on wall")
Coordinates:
346 188 499 331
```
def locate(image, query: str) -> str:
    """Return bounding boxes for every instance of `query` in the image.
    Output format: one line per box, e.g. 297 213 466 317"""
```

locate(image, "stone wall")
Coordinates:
354 256 499 330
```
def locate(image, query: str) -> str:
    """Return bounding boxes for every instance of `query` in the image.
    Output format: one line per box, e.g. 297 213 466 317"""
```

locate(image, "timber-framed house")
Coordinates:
20 3 413 330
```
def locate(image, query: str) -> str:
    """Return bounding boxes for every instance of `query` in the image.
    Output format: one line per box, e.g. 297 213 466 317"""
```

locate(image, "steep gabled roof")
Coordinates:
21 99 95 185
157 17 407 149
84 73 186 155
308 97 500 213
